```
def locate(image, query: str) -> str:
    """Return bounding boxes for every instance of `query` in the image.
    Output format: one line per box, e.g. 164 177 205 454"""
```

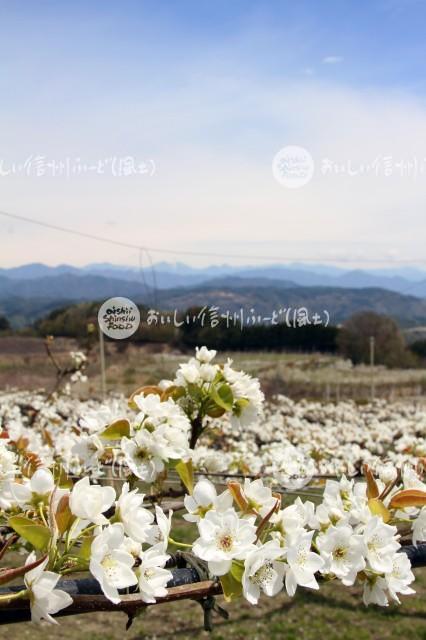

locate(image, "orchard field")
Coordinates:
2 569 426 640
1 336 426 402
0 342 426 639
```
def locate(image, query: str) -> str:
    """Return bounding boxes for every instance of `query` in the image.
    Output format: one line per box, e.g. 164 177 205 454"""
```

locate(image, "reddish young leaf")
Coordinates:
227 482 250 513
363 464 379 499
389 489 426 509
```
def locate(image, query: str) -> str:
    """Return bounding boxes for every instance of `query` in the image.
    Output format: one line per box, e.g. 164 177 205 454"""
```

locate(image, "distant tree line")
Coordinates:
1 304 423 368
178 309 338 353
0 316 10 332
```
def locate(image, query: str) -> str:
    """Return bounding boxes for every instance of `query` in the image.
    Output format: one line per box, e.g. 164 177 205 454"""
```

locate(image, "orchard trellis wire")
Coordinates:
1 545 425 628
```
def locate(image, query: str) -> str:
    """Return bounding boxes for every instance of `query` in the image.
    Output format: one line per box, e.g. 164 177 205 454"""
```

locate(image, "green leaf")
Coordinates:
233 397 250 417
368 498 391 523
99 419 130 440
220 564 243 602
175 459 194 494
76 535 93 562
211 384 234 412
8 516 51 551
186 383 203 402
230 560 245 582
203 398 227 418
51 463 73 489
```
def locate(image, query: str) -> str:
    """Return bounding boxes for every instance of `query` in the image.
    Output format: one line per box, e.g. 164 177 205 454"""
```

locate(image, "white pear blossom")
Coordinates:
120 431 165 482
0 442 18 510
191 446 233 473
71 434 104 469
412 507 426 545
385 553 415 603
0 480 16 510
241 478 279 517
158 378 173 391
175 362 201 385
146 506 173 552
192 507 257 576
136 544 173 603
89 523 138 603
402 465 426 490
195 346 217 363
123 536 142 559
198 363 218 382
183 478 233 523
284 531 325 597
363 575 390 606
377 463 398 486
223 359 264 427
11 468 55 507
262 444 316 490
115 482 154 543
69 476 115 525
152 423 191 461
133 394 191 433
79 401 126 434
0 441 17 482
242 541 285 604
24 553 73 624
362 517 400 574
317 525 366 584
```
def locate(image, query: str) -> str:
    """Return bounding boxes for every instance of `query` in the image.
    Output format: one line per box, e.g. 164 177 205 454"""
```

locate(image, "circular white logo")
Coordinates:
272 145 314 188
98 297 140 339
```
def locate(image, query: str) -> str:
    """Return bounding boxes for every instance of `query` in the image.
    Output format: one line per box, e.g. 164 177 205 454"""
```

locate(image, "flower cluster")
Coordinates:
1 465 173 622
164 346 264 428
188 474 417 607
120 393 192 482
0 348 424 626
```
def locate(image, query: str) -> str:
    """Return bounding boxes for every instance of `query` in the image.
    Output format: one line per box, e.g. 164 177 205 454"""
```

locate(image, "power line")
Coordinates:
137 248 152 305
144 248 159 307
0 209 144 251
1 208 426 265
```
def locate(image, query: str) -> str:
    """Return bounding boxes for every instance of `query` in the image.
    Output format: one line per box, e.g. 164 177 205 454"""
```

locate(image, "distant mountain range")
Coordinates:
1 261 426 297
0 262 426 328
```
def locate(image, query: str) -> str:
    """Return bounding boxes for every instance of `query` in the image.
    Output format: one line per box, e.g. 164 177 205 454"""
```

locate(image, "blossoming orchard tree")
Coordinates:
0 347 426 629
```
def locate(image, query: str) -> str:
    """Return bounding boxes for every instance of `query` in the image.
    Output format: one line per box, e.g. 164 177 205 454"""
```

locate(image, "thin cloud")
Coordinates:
322 56 344 64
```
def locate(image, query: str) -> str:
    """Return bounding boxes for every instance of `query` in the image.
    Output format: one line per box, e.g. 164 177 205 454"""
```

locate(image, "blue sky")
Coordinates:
1 0 426 267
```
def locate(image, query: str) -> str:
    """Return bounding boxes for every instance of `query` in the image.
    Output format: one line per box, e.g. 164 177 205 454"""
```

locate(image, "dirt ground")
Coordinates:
1 336 426 403
1 569 425 640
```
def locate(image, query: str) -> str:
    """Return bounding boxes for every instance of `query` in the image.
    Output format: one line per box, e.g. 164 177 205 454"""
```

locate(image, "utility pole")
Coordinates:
99 326 107 399
369 336 375 401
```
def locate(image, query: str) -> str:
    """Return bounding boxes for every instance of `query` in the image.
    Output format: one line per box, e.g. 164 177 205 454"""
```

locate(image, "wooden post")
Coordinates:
369 336 375 401
99 326 107 399
325 382 331 402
